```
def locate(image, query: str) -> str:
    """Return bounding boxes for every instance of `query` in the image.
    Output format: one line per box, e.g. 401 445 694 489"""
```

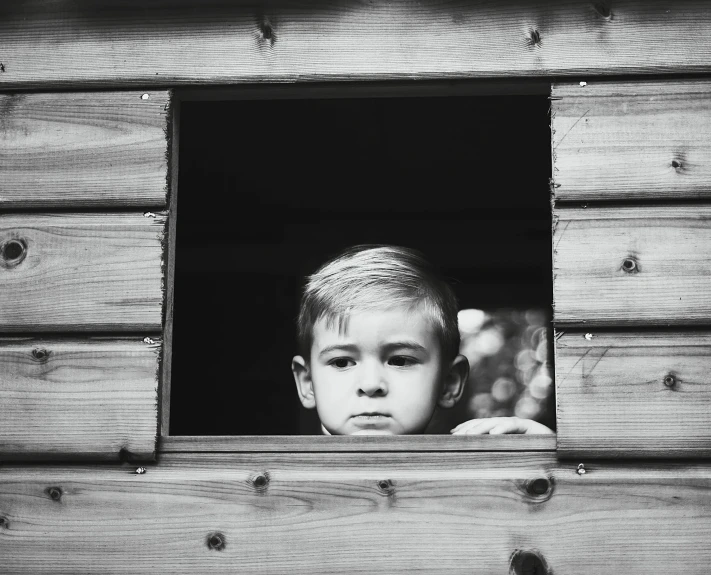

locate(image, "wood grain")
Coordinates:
0 213 165 331
555 331 711 458
159 95 179 437
0 91 170 208
1 452 710 574
1 1 711 89
160 434 557 453
552 80 711 201
552 205 711 326
0 337 159 461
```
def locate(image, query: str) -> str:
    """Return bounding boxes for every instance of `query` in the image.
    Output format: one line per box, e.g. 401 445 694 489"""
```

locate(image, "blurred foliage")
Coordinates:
426 308 555 434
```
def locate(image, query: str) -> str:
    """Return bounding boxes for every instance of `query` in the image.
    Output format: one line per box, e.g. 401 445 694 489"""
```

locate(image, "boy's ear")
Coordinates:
292 355 316 409
438 354 469 409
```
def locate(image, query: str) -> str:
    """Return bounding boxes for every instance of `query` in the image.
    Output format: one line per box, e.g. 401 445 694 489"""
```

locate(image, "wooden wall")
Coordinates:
551 80 711 458
2 448 711 575
2 1 711 89
0 91 172 459
1 2 711 573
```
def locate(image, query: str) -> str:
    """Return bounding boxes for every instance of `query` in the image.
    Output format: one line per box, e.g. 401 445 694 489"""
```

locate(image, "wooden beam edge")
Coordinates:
159 435 558 453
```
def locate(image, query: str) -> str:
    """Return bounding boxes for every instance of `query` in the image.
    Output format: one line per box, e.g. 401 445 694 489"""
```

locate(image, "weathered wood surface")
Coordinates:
0 213 165 331
552 80 711 201
1 1 711 89
552 205 711 326
160 434 557 452
1 452 710 574
0 338 159 461
0 91 170 209
555 331 711 458
159 98 179 437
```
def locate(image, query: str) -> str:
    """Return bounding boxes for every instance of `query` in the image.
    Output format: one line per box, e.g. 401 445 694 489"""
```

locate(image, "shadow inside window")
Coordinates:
171 93 554 435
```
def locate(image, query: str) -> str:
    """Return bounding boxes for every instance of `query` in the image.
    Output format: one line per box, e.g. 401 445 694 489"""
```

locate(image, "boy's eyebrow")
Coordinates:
318 344 359 358
382 341 429 355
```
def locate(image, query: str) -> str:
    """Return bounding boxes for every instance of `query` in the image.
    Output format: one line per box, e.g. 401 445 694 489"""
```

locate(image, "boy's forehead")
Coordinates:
312 305 438 348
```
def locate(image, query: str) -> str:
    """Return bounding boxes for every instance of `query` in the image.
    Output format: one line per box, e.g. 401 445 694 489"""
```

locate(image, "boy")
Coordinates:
292 245 553 436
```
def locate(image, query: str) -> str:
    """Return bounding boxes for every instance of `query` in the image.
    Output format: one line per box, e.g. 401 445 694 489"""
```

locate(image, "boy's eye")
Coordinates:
329 358 355 369
388 356 417 367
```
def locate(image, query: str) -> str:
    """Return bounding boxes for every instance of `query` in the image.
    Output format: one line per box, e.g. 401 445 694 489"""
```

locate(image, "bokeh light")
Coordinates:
426 308 555 433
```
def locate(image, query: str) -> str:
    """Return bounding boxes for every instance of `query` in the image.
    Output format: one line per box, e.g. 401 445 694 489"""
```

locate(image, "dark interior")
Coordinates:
170 91 553 435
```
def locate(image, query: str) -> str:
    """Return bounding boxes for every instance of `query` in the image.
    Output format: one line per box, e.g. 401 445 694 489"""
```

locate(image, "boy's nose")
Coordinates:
357 365 387 397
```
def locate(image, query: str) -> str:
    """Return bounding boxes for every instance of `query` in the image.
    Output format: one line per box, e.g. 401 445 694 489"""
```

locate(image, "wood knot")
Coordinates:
621 256 639 274
0 516 8 528
46 486 63 502
594 2 613 20
206 531 226 551
258 18 276 46
0 238 27 268
527 29 542 47
524 477 553 500
250 472 270 492
663 374 678 388
377 479 395 496
31 348 50 362
509 549 551 575
671 159 683 170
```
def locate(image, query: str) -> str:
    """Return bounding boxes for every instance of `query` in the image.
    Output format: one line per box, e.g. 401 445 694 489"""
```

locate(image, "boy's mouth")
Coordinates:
352 412 390 419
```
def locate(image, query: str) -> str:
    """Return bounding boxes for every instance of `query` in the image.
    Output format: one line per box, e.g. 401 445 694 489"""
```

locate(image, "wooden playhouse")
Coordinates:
1 1 710 573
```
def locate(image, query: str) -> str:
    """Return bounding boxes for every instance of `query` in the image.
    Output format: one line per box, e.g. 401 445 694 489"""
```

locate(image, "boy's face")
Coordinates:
292 304 468 435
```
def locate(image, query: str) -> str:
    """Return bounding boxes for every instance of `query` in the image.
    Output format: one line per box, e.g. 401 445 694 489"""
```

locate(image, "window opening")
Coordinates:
170 93 554 435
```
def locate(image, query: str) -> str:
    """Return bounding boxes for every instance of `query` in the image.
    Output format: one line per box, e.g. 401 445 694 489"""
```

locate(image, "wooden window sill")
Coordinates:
159 434 557 453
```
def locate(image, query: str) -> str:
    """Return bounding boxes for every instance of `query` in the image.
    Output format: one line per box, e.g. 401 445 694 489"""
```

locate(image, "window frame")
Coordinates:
160 79 556 452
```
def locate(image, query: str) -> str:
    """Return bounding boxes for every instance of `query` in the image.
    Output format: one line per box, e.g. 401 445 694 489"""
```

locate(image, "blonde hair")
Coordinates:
296 245 460 360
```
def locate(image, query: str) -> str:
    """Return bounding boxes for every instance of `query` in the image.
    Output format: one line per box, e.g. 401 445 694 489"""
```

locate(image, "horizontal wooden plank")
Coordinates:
1 453 710 574
0 337 159 461
0 91 170 208
552 205 711 326
552 80 711 201
160 435 557 452
555 331 711 458
0 213 165 331
1 1 711 89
